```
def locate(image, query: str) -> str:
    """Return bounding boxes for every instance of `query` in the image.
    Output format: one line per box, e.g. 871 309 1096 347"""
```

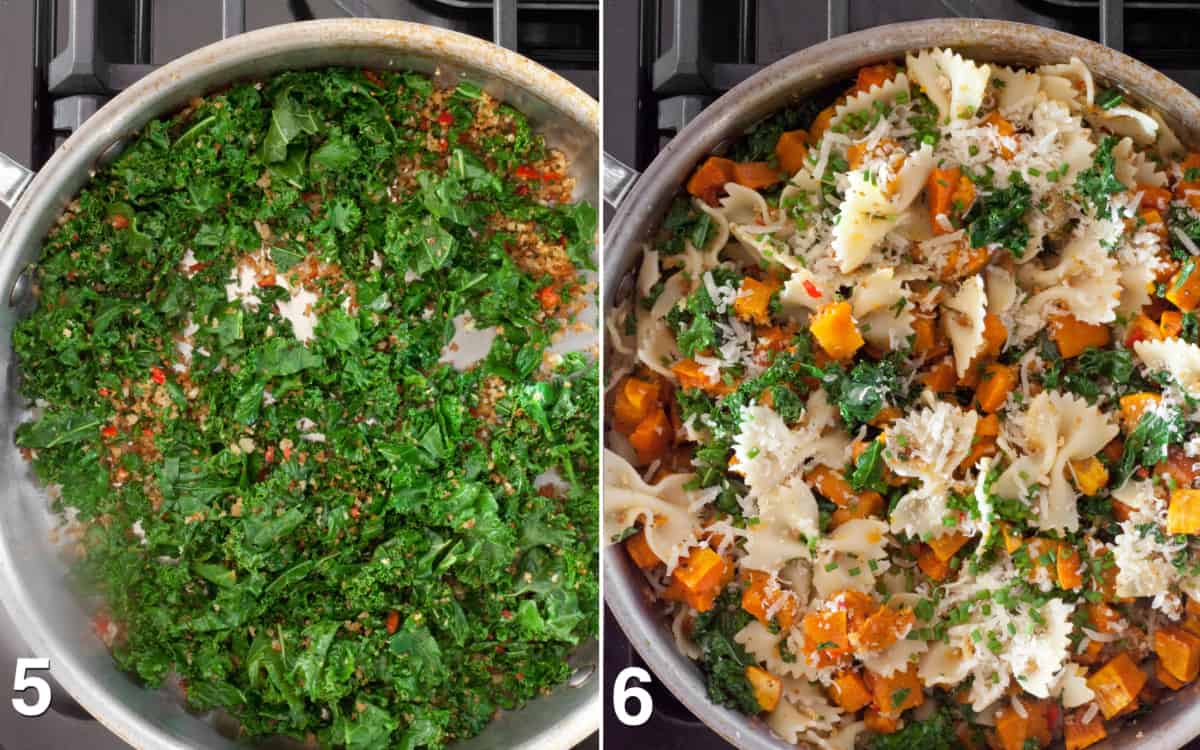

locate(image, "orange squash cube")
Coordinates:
802 609 850 666
853 605 915 652
927 532 970 562
1064 709 1107 750
733 276 781 325
1057 543 1084 591
775 130 809 175
1167 262 1200 312
671 358 734 396
628 406 672 465
1050 314 1112 358
741 570 798 630
829 670 872 712
810 302 864 360
624 529 662 570
1119 392 1161 432
612 376 661 434
976 362 1017 413
916 545 951 581
1070 456 1109 496
1087 652 1148 719
870 664 923 715
665 547 727 612
745 666 782 712
1154 625 1200 683
1168 488 1200 535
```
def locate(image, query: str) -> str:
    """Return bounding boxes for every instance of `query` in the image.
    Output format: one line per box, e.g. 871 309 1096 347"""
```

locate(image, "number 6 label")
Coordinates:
612 666 652 726
12 658 51 717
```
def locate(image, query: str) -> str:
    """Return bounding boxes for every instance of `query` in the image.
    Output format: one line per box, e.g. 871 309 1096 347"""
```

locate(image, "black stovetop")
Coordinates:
0 2 596 748
601 0 1200 747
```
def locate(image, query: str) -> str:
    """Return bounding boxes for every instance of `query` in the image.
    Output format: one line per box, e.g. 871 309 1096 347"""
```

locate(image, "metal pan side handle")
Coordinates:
0 152 34 211
603 151 640 209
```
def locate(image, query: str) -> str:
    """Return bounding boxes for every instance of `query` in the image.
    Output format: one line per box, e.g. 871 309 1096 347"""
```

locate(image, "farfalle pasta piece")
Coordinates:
830 72 911 130
990 65 1042 122
1039 57 1095 110
850 268 914 350
906 48 991 122
993 391 1118 532
941 274 987 377
832 144 934 273
636 272 686 377
1134 337 1200 396
603 449 706 572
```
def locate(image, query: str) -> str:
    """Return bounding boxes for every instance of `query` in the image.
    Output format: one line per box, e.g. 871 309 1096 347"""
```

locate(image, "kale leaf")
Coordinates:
967 172 1032 257
1117 405 1187 485
691 589 760 714
867 707 960 750
1075 135 1125 216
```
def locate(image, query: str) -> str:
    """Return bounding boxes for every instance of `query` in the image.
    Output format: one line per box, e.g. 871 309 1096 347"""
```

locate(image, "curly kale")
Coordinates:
13 69 597 749
691 589 760 714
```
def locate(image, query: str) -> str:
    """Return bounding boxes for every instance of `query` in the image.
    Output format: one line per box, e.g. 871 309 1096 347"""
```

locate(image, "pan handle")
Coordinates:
0 152 34 210
603 151 640 209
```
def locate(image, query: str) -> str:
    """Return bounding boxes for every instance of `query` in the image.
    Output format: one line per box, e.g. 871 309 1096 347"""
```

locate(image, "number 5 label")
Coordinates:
12 658 51 717
612 666 652 726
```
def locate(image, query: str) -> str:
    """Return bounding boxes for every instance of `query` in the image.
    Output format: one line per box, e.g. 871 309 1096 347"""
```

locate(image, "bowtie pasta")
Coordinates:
606 49 1200 750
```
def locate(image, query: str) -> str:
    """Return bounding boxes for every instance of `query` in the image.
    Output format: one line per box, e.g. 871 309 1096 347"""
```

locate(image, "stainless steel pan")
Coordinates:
0 19 598 750
603 18 1200 750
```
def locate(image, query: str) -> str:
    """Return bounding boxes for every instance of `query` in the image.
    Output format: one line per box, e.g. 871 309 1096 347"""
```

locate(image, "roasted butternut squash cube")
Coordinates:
1157 659 1187 690
741 570 798 630
853 605 915 652
1064 709 1107 750
1050 314 1111 358
810 301 864 360
1070 456 1109 496
864 707 900 734
731 161 782 191
806 464 855 507
686 156 736 206
1119 392 1161 432
628 406 672 465
1154 625 1200 683
802 609 850 666
870 664 923 714
665 547 727 612
916 544 951 581
976 362 1017 413
745 665 782 712
1087 652 1147 719
1057 542 1084 591
775 130 809 176
624 529 662 570
1168 488 1200 535
612 376 661 434
733 276 781 325
1167 262 1200 312
671 358 734 395
829 670 872 712
922 357 958 393
927 532 971 562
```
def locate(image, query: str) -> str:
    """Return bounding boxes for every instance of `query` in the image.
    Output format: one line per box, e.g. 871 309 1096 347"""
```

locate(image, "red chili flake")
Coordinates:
256 274 276 288
109 214 129 230
264 445 275 463
97 387 111 398
539 171 562 182
101 425 118 438
141 428 154 439
1045 703 1060 729
1125 328 1147 347
536 284 561 311
437 111 454 127
514 165 541 181
188 261 210 274
92 612 111 637
500 609 513 620
514 184 530 196
362 69 384 88
515 672 525 681
385 610 400 635
282 444 293 461
150 366 166 385
802 279 822 299
349 505 361 519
